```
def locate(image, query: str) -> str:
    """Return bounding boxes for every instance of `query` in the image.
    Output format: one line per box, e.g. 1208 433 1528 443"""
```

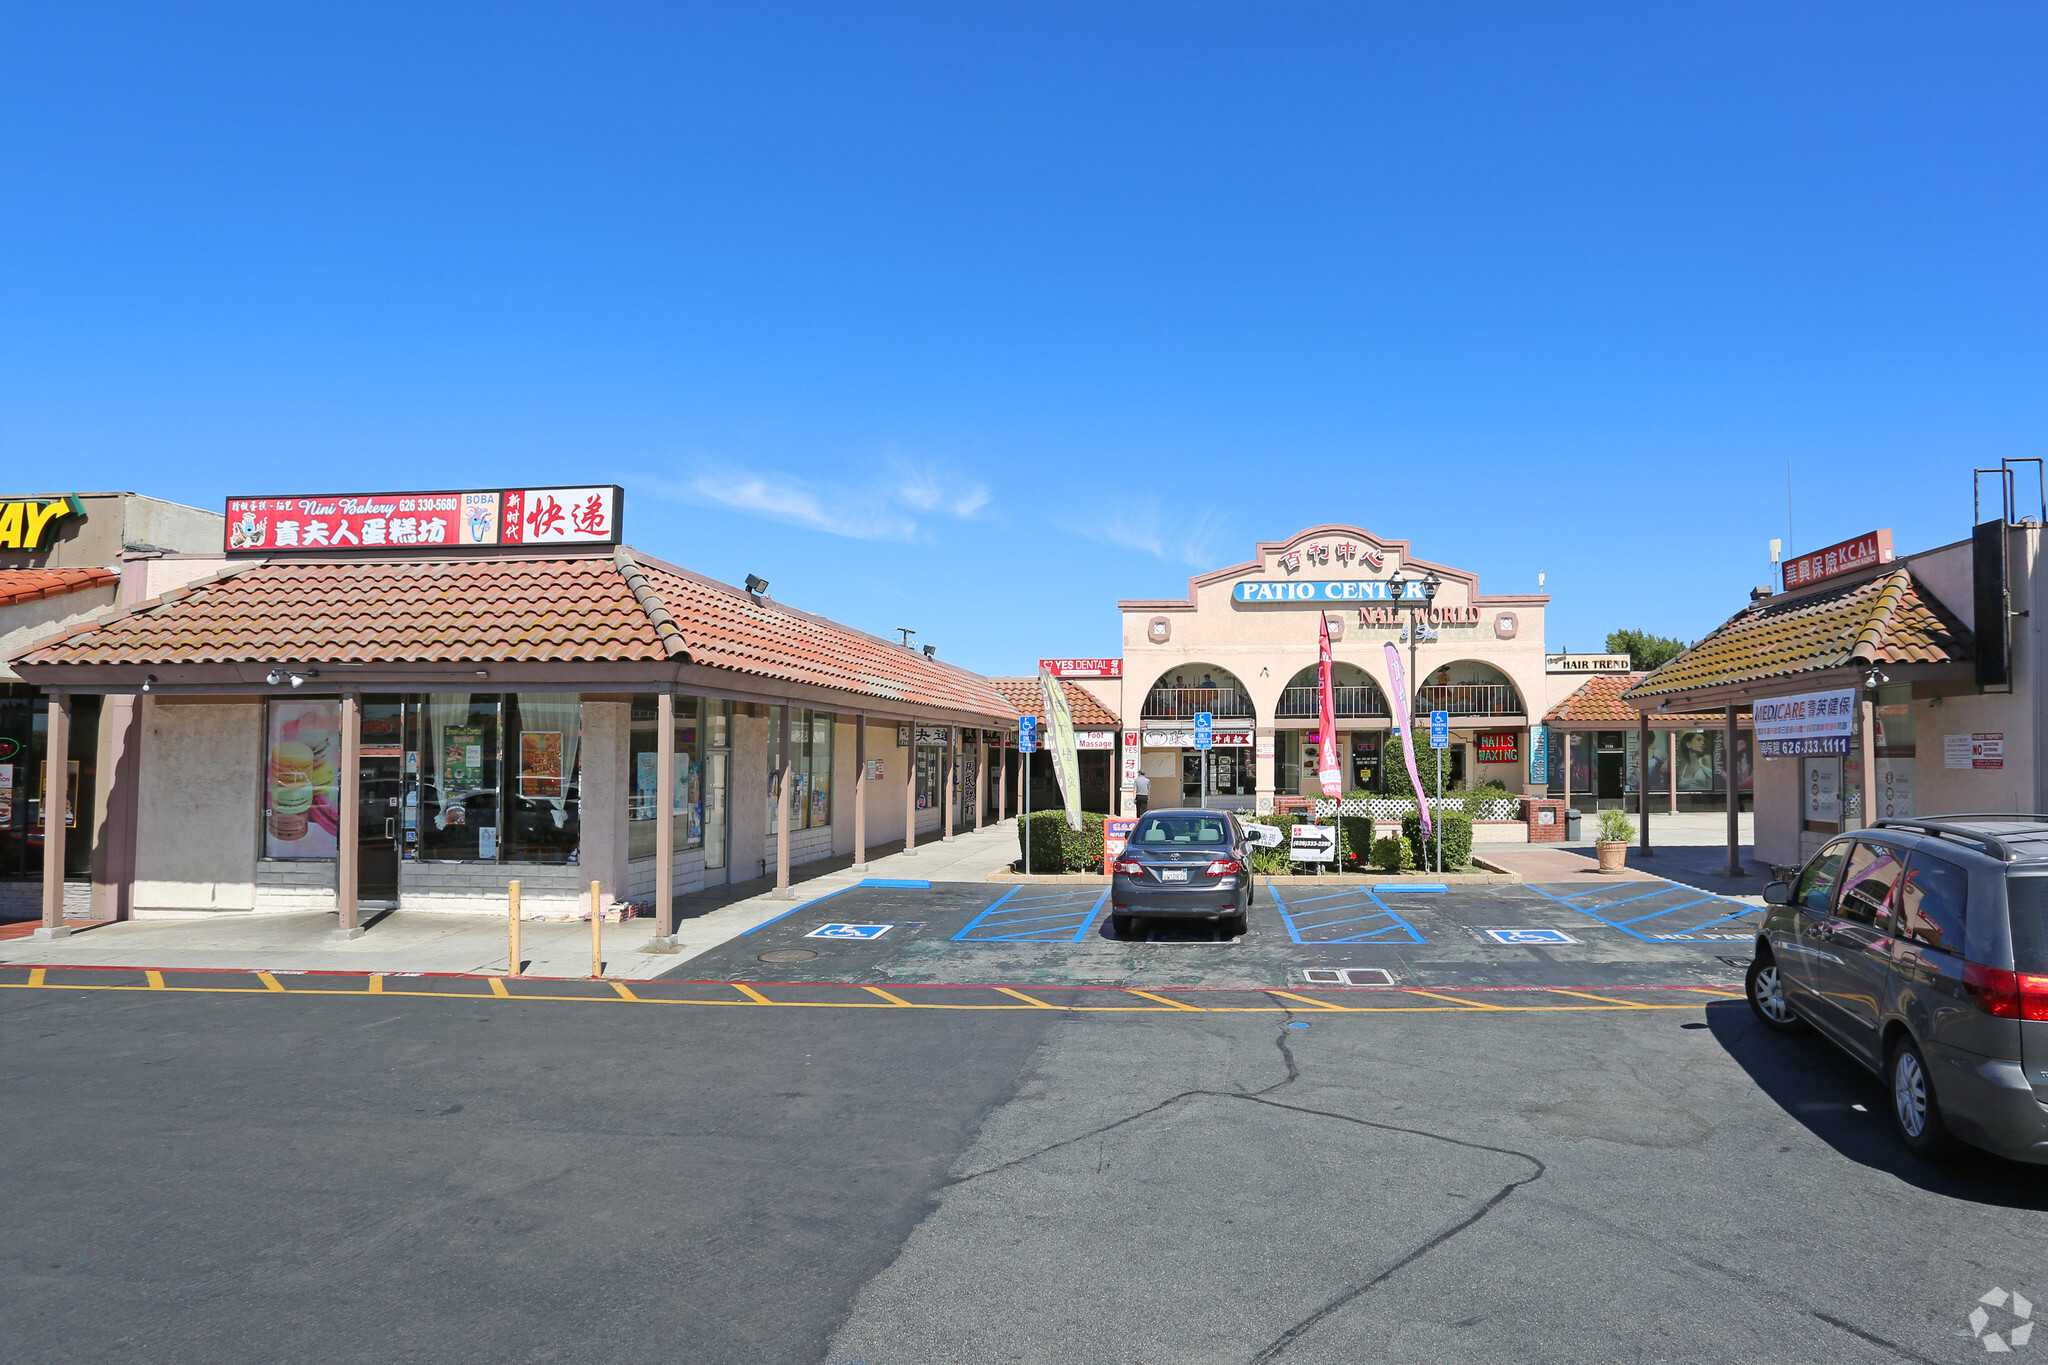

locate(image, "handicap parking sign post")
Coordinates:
1193 712 1213 809
1429 710 1449 749
1018 716 1038 753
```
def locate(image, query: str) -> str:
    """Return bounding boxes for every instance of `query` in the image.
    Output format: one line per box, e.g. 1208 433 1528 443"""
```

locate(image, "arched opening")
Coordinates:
1417 660 1523 717
1140 664 1255 720
1276 663 1387 719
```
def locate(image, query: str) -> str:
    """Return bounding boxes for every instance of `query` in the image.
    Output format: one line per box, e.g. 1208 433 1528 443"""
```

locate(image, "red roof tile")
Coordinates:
0 567 116 608
10 550 1018 720
1545 674 1750 727
989 678 1121 728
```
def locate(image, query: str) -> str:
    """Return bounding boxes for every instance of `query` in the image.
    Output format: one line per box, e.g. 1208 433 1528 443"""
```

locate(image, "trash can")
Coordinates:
1565 807 1582 841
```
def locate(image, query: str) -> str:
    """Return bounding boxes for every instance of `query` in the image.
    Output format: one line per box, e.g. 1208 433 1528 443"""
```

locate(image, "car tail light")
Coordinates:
1965 961 2021 1018
1206 858 1244 876
2024 975 2048 1021
1113 860 1144 876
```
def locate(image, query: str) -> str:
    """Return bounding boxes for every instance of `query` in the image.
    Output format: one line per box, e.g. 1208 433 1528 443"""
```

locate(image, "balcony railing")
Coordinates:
1415 684 1522 717
1274 685 1388 718
1142 686 1255 719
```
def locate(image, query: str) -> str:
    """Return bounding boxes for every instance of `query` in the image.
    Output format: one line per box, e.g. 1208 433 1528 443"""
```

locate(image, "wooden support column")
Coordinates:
334 691 364 938
655 690 676 939
1724 705 1744 878
851 713 868 872
972 732 985 831
1561 729 1573 814
903 724 918 857
34 692 71 939
997 739 1009 822
942 726 957 842
774 705 793 897
1638 711 1653 856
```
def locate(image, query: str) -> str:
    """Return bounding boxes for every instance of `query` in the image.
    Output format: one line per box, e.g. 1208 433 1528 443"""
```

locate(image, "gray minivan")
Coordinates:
1747 814 2048 1163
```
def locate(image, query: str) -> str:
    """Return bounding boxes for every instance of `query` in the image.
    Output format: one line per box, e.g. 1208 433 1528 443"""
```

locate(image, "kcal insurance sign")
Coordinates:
1754 690 1856 758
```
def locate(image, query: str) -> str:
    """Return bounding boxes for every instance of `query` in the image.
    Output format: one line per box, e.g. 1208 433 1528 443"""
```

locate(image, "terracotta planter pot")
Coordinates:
1595 839 1629 874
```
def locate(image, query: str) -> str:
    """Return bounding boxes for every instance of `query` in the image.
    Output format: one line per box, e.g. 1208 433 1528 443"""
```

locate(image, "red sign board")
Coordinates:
1782 529 1892 591
1476 731 1519 762
224 486 623 554
1039 658 1122 678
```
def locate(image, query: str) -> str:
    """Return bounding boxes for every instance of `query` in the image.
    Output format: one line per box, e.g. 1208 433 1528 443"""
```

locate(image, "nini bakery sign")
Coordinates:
224 486 622 553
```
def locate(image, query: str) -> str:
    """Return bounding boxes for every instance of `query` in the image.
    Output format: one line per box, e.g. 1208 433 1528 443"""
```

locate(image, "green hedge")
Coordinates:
1380 730 1448 800
1337 815 1375 871
1017 809 1110 873
1401 809 1474 872
1371 833 1415 871
1248 812 1305 874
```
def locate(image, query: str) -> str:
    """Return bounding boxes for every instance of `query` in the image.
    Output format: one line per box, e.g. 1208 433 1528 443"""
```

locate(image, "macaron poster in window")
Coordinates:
267 701 341 858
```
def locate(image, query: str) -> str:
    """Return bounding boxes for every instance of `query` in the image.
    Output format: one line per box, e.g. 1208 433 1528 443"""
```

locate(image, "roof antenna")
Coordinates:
896 627 916 647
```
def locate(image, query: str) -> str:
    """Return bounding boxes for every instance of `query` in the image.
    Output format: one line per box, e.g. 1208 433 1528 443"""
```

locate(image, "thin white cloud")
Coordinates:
1059 502 1223 567
891 462 991 520
645 473 922 542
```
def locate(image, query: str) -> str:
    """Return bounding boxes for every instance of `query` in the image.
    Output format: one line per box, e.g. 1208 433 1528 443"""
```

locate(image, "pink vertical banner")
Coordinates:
1316 614 1343 797
1384 642 1432 835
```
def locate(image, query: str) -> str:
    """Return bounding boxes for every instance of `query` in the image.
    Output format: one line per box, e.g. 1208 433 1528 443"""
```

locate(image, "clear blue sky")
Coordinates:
5 4 2042 675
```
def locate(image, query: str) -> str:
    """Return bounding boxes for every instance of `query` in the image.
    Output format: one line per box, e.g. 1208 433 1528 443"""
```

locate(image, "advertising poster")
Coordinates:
443 726 485 791
0 762 11 826
1754 690 1856 758
520 731 564 797
1103 817 1138 866
1874 758 1916 820
266 701 340 858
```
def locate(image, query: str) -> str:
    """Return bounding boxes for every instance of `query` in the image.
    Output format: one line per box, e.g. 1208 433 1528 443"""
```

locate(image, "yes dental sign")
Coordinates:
1234 579 1433 603
0 496 84 551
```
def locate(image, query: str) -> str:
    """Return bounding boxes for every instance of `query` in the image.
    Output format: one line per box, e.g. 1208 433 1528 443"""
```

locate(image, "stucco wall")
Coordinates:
1752 749 1802 871
579 700 630 910
729 709 769 882
133 697 261 911
0 585 118 681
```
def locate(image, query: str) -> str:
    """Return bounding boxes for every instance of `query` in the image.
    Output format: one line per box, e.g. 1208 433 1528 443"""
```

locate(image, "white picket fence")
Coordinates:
1312 797 1521 822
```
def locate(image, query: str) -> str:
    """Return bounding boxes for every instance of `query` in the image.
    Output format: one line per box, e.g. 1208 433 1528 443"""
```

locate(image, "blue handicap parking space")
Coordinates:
1268 884 1433 945
1526 881 1757 942
951 886 1109 943
805 923 894 940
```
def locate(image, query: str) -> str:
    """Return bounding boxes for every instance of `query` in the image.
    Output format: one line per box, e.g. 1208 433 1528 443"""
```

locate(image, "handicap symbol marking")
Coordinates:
1484 928 1579 945
805 923 894 940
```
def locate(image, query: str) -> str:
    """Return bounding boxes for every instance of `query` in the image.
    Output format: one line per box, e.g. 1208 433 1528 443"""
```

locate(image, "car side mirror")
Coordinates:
1762 881 1792 906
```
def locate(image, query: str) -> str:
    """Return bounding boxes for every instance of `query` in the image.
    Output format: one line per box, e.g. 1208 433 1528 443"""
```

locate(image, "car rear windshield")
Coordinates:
1130 814 1232 847
2008 875 2048 973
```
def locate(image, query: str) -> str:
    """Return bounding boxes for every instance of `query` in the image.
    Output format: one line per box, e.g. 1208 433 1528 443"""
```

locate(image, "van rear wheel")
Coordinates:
1890 1036 1957 1161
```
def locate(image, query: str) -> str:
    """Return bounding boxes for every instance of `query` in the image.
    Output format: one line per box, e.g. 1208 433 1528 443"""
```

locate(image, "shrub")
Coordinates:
1018 809 1110 872
1248 812 1304 874
1370 834 1414 871
1402 809 1474 871
1381 730 1448 800
1337 815 1375 870
1596 807 1636 843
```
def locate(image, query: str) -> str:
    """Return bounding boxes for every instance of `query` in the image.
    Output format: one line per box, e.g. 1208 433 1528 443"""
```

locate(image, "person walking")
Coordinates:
1134 769 1151 816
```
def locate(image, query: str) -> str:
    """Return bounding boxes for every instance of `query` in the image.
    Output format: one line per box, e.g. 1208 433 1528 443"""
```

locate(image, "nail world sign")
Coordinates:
224 486 623 554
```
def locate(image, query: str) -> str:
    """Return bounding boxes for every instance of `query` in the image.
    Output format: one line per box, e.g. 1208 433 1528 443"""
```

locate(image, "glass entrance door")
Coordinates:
359 697 405 903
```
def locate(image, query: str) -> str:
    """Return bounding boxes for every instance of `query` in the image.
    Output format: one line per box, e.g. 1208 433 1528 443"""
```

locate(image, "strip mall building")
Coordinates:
1090 525 1554 814
6 485 1016 938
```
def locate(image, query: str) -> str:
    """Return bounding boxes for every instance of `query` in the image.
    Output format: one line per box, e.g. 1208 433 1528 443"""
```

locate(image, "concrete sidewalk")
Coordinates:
1480 812 1767 903
0 820 1025 979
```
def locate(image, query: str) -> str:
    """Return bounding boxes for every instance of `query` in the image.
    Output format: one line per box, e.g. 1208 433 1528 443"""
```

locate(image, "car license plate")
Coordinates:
1160 869 1188 882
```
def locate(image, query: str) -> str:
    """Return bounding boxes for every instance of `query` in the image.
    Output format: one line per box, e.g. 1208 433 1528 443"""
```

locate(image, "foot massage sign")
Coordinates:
1384 642 1432 836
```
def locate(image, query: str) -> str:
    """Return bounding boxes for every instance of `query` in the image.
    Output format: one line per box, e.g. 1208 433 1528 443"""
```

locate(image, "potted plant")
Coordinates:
1594 807 1634 873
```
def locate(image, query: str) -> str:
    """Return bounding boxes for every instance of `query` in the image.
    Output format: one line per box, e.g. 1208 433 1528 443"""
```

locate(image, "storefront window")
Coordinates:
768 708 835 833
505 694 580 863
1873 683 1916 820
703 700 729 870
1348 733 1380 792
419 694 502 861
915 741 942 812
1277 732 1303 794
265 699 343 860
0 686 100 881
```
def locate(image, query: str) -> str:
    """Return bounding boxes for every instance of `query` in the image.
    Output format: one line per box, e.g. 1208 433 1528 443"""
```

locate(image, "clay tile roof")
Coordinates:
0 566 116 608
989 678 1121 728
1621 568 1972 703
631 557 1019 719
1545 674 1748 727
9 550 1021 720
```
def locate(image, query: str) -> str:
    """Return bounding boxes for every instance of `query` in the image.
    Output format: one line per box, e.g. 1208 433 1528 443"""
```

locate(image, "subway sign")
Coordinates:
1234 579 1433 603
0 495 84 551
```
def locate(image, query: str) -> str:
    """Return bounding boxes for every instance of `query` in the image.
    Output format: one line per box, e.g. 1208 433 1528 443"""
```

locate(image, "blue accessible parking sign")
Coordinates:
805 923 894 940
1430 710 1450 749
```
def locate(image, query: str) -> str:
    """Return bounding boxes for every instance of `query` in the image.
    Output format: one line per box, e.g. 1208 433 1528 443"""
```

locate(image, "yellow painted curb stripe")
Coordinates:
732 983 775 1005
1125 989 1203 1011
257 973 285 993
488 977 510 997
995 986 1058 1008
1265 990 1353 1012
146 970 165 990
1545 987 1653 1008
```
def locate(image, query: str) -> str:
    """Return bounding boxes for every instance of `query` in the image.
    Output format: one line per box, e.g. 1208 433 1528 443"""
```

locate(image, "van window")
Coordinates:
1895 855 1968 954
2008 876 2048 974
1794 843 1849 913
1838 841 1906 926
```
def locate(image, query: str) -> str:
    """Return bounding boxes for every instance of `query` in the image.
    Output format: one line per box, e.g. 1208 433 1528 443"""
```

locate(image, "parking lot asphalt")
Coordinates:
663 879 1762 992
12 965 2048 1364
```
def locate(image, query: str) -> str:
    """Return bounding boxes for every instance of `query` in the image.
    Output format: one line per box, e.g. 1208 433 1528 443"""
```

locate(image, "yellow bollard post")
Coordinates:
508 880 522 978
590 879 603 979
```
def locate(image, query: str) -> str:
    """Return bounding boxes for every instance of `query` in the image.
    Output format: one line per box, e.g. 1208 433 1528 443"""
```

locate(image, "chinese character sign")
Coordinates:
226 486 622 553
1753 689 1857 758
1781 530 1891 590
